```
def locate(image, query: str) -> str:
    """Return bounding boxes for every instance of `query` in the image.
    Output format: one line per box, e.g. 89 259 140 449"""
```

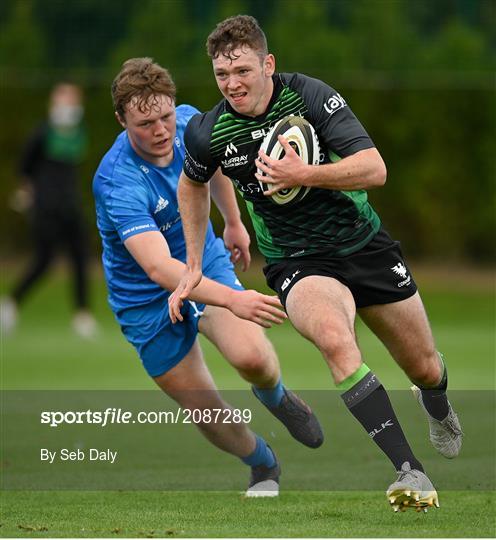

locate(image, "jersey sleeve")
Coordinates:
176 103 200 124
288 73 375 158
182 113 218 183
96 165 159 242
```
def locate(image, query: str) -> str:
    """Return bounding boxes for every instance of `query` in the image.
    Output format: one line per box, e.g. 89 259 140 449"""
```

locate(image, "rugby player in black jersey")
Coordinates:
169 15 462 511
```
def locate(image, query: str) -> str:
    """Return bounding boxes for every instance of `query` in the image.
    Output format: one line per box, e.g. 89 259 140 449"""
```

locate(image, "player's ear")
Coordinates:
115 111 126 128
264 54 275 77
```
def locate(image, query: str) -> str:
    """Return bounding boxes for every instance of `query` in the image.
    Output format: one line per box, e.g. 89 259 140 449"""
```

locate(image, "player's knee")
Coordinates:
236 348 270 376
405 346 440 386
408 362 440 387
234 337 276 375
316 327 357 362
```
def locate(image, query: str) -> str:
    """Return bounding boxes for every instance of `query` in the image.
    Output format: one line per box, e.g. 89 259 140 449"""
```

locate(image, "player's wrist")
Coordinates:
223 215 243 227
186 260 202 274
223 288 238 311
301 164 319 187
224 216 243 228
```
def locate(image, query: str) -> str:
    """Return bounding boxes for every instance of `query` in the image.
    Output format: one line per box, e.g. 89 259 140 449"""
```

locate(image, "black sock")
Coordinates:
341 369 424 472
418 361 449 421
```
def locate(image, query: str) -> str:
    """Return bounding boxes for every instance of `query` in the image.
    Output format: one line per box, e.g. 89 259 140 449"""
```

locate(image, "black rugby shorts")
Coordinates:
263 227 417 309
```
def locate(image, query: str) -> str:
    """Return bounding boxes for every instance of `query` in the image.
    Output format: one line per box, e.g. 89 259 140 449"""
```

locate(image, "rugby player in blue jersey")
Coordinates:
170 16 463 511
93 58 323 496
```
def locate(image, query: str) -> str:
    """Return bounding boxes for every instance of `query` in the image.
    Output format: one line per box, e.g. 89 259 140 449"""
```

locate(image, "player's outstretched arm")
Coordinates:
210 169 251 271
125 231 286 327
223 289 287 328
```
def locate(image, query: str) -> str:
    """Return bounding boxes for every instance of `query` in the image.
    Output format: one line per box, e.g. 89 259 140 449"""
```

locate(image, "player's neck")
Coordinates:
154 150 174 168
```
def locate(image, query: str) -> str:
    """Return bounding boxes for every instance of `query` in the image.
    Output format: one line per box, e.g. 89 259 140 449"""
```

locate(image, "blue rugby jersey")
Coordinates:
93 104 218 315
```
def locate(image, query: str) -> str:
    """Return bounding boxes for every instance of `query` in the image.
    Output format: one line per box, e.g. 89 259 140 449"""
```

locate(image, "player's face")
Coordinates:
212 46 275 117
118 94 176 167
49 84 84 129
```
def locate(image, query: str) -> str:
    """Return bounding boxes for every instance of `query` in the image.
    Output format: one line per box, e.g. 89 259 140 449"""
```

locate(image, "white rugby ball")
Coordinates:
257 115 320 205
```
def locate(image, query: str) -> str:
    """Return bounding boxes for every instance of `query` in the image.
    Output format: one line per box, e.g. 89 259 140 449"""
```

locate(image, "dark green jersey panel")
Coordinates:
183 73 381 260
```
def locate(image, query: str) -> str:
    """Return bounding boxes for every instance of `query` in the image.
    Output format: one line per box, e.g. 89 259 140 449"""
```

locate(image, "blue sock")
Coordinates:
253 378 285 408
241 435 275 468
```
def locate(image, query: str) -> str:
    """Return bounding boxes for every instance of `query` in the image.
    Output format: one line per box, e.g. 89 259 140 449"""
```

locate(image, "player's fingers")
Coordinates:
269 305 287 318
169 305 178 324
255 159 272 175
225 243 234 259
259 298 285 312
257 149 272 163
254 173 276 188
262 186 284 197
255 174 283 198
179 283 194 300
255 171 275 182
168 303 179 323
261 308 286 323
253 299 286 323
277 134 292 152
256 302 286 320
260 312 285 325
231 247 241 263
239 246 251 271
263 294 285 309
168 297 183 323
253 316 272 329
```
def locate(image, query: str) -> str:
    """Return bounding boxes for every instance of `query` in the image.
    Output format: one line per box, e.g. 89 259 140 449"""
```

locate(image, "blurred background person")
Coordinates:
1 82 97 338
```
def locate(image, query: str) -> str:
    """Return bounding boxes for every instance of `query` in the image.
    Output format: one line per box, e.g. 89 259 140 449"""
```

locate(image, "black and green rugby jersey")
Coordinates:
183 72 381 262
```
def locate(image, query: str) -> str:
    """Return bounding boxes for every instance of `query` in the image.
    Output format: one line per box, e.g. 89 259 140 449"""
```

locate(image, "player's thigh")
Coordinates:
285 275 357 350
358 291 437 371
198 305 277 371
153 339 224 410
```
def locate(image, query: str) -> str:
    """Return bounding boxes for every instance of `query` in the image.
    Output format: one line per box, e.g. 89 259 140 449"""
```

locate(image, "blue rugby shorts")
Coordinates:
126 240 244 377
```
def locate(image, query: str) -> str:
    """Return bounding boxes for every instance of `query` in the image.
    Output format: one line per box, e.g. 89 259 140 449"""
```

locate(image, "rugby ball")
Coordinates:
257 115 320 205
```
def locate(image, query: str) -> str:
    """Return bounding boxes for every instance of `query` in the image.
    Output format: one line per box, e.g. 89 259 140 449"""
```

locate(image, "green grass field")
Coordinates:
1 264 495 537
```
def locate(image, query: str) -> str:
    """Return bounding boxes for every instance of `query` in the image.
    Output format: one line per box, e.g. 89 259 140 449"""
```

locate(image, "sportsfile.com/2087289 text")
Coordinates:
40 407 252 427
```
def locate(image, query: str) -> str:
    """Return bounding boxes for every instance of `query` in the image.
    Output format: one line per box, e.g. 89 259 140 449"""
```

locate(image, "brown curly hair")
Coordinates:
111 58 176 119
206 15 268 61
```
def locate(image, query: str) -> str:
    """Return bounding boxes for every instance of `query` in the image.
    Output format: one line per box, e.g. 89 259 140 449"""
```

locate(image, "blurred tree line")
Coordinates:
1 0 494 262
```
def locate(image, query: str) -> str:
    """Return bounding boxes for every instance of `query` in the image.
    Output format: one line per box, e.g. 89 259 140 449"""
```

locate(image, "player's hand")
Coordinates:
223 221 251 271
226 289 287 328
9 186 34 213
168 268 203 323
255 135 310 197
